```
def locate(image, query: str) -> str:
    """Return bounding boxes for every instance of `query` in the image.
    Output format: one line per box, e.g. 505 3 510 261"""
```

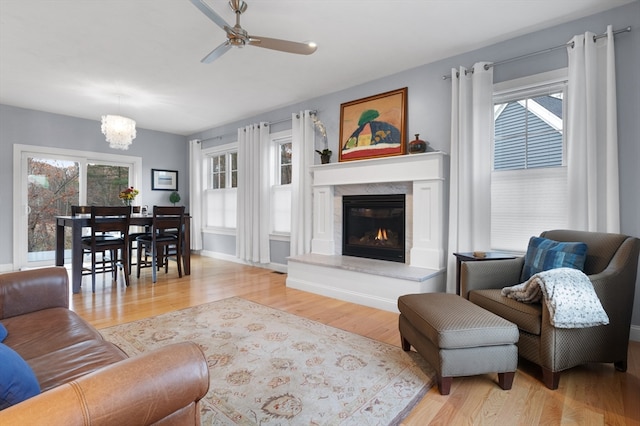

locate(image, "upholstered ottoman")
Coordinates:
398 293 519 395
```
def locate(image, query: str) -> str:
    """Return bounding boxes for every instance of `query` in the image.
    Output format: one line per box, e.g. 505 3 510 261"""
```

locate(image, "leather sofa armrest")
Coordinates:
460 257 525 299
0 341 210 426
0 267 69 319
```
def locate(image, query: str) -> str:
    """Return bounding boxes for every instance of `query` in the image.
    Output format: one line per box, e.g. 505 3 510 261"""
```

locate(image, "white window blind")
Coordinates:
271 185 291 234
205 188 237 229
491 167 567 251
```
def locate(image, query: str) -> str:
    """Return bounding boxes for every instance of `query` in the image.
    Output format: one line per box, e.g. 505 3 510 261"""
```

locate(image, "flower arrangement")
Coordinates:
119 186 139 205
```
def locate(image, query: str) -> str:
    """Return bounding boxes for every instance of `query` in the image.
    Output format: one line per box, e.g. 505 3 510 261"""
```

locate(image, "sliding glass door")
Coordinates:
13 145 141 270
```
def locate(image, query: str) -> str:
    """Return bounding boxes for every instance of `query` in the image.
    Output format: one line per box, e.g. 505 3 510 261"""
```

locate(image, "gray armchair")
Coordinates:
460 229 640 389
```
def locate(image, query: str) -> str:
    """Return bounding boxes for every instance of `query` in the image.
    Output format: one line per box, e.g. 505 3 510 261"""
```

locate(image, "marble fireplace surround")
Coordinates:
287 152 449 312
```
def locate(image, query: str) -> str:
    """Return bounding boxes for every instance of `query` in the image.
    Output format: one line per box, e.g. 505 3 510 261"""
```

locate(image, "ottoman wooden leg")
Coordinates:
498 371 515 390
400 336 411 351
438 375 453 395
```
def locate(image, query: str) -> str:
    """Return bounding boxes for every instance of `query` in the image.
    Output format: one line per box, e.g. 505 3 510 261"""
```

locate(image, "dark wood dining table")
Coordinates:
55 214 191 293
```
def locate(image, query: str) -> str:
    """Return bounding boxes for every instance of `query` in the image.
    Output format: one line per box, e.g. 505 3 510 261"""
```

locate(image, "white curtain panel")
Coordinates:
446 62 494 293
188 139 203 251
566 25 620 232
290 110 315 257
236 123 271 263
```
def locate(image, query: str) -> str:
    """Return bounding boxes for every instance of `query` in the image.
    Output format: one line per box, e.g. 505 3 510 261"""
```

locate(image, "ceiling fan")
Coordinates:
189 0 317 63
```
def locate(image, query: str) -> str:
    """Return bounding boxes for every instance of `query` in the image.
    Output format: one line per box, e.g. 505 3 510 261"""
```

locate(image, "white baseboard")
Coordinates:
0 264 14 273
630 325 640 342
199 250 287 274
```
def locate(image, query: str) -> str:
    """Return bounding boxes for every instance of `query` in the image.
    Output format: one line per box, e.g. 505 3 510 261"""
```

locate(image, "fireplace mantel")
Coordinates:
311 151 447 188
287 151 449 312
310 151 448 270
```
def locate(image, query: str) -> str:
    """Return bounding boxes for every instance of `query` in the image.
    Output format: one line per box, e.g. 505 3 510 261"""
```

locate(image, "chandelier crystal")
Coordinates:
101 114 137 150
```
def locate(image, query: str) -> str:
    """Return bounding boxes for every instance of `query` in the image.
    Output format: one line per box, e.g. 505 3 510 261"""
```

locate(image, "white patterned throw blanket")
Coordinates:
501 267 609 328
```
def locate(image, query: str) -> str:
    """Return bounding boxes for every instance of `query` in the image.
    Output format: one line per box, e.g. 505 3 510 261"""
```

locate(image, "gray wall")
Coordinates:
0 105 189 265
190 3 640 325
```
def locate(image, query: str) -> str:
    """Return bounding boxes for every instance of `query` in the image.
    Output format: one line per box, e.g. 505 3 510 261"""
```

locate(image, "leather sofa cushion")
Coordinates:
2 308 127 392
469 289 542 335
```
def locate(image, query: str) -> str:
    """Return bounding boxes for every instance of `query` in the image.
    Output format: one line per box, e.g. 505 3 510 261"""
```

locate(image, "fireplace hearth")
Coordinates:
342 194 405 263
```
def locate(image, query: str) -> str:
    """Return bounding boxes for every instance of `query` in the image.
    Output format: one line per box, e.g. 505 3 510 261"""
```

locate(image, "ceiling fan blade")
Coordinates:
201 41 232 63
248 36 317 55
189 0 231 32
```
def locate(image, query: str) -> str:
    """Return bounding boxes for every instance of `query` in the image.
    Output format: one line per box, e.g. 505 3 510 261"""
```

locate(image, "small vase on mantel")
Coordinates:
408 134 428 154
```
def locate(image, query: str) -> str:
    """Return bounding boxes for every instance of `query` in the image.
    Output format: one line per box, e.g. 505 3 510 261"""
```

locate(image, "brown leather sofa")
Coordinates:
461 230 640 390
0 267 210 425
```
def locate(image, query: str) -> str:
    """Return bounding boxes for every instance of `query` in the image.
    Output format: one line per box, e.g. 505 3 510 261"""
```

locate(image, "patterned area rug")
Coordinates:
100 297 435 425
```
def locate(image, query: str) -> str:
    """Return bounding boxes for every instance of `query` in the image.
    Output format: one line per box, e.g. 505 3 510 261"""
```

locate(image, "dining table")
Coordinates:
55 214 191 294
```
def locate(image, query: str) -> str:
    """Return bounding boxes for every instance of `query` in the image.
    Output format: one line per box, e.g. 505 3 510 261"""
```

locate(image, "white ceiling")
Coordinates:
0 0 633 136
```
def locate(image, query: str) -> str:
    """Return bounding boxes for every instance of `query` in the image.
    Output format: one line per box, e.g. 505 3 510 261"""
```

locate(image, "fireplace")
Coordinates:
342 194 406 263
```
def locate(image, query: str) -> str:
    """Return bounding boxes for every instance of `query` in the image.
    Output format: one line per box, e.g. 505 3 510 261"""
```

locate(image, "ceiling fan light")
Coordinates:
101 114 136 150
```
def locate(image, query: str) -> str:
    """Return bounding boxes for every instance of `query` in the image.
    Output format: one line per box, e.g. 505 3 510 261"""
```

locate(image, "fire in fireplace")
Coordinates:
342 194 405 263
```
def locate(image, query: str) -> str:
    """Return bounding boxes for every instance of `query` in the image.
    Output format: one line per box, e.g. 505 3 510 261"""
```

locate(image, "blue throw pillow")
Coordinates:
0 323 7 342
520 236 588 282
0 343 40 410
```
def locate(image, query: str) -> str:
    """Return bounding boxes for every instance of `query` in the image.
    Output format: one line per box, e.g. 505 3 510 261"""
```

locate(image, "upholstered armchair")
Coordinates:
460 229 640 389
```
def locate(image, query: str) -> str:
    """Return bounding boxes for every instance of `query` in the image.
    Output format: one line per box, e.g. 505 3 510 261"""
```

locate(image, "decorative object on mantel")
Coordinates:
118 186 139 206
315 148 332 164
408 133 428 154
101 114 136 150
169 191 181 205
339 87 407 162
311 111 331 163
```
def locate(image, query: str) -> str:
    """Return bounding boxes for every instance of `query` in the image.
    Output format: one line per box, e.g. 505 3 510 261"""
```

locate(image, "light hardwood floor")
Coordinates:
71 255 640 425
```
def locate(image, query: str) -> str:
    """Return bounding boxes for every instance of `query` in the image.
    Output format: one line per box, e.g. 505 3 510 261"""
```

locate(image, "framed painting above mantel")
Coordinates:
339 87 407 162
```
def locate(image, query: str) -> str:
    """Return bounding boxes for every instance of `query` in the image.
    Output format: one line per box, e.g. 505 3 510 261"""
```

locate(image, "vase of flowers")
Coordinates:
119 186 139 206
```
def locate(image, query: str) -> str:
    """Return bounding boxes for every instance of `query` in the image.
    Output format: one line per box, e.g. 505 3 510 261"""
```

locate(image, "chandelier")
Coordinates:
101 114 137 150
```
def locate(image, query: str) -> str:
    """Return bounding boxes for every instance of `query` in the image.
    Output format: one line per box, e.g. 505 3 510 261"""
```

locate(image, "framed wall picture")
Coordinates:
151 169 178 191
339 87 407 162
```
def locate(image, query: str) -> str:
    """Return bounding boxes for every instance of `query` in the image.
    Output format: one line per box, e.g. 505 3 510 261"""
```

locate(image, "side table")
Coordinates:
453 251 517 295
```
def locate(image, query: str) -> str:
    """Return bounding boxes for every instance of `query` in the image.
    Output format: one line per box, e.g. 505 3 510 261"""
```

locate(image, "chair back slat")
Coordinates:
91 206 131 235
152 206 185 234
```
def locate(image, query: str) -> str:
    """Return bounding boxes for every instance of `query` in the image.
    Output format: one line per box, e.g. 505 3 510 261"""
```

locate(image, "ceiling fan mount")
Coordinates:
189 0 317 63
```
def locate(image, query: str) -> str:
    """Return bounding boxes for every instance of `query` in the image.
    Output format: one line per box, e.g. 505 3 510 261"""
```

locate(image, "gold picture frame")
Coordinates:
339 87 407 162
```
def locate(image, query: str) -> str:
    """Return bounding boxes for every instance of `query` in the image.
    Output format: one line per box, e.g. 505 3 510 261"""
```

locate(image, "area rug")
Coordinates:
100 297 435 425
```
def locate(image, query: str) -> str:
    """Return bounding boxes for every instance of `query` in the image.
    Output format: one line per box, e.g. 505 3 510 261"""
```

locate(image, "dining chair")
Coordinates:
72 205 118 278
136 206 184 283
81 206 131 292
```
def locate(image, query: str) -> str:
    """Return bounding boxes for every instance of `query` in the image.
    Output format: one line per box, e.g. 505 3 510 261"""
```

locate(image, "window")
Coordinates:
271 131 292 235
278 141 292 185
209 151 237 190
494 94 564 170
204 146 237 230
491 70 568 252
210 153 226 189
